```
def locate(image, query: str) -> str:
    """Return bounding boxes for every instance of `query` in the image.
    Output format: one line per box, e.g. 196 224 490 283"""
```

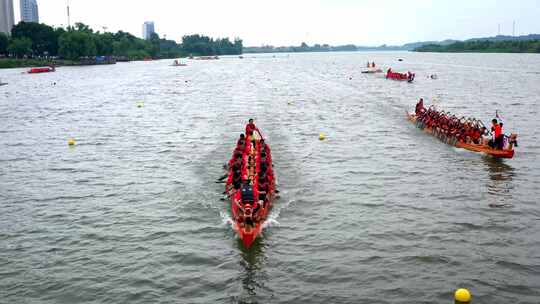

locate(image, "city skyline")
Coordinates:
20 0 39 23
142 21 155 40
0 0 15 34
9 0 540 46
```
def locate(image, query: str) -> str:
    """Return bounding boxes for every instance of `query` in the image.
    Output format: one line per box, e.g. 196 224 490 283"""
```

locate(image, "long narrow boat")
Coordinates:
225 129 275 248
387 70 414 82
28 66 55 74
406 112 517 159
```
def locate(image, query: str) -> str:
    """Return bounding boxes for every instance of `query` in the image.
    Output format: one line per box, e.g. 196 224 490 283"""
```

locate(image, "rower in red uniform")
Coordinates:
415 98 424 116
237 134 246 146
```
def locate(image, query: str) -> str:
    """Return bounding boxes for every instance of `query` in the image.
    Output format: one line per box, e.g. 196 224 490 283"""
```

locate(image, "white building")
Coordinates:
20 0 38 23
142 21 155 40
0 0 15 35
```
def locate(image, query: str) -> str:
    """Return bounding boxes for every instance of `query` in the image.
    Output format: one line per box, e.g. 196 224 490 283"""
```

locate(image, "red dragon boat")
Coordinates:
406 111 517 159
386 69 414 82
28 66 55 74
225 129 275 248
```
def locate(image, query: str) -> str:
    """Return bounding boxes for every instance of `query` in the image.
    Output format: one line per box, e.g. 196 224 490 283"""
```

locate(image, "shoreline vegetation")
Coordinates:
2 22 539 69
414 39 540 53
0 21 243 69
244 39 540 55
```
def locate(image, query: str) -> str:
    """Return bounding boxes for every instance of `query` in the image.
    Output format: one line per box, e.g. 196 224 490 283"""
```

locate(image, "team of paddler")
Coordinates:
224 119 275 226
414 98 517 150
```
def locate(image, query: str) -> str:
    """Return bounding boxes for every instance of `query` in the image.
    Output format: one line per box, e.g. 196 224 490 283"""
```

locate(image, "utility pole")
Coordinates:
497 23 501 36
67 0 71 29
512 20 516 36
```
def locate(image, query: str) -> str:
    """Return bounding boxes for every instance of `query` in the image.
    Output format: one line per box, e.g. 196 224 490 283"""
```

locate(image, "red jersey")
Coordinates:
246 123 257 135
494 124 502 138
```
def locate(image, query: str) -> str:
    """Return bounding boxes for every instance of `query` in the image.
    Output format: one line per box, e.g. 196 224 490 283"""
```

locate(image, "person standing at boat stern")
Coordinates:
490 119 503 149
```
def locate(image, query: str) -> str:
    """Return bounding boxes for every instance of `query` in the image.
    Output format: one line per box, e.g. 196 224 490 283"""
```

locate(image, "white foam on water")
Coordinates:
219 211 234 229
262 219 280 229
263 199 295 230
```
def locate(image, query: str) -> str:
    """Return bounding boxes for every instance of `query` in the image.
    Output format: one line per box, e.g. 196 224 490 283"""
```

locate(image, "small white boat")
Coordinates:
171 59 187 67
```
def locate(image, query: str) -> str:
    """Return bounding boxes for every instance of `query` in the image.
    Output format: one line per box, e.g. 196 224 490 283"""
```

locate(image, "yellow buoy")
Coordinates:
455 288 471 303
68 138 76 146
319 133 326 141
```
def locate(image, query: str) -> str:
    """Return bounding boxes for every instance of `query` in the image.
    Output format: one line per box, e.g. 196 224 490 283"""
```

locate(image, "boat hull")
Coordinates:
407 112 515 159
226 130 275 248
362 69 383 74
387 71 413 82
28 67 54 74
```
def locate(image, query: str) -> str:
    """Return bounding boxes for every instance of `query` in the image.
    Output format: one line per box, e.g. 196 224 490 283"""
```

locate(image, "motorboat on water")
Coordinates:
361 68 383 74
172 59 187 66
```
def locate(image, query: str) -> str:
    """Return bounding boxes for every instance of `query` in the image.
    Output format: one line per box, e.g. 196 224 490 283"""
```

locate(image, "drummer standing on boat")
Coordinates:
246 119 258 135
490 119 503 149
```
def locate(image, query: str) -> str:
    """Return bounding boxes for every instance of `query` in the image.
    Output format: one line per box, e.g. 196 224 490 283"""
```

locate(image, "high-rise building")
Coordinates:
143 21 155 40
20 0 39 23
0 0 15 35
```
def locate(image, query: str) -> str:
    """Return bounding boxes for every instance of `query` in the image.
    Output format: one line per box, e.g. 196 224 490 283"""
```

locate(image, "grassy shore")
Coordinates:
0 58 118 69
414 40 540 53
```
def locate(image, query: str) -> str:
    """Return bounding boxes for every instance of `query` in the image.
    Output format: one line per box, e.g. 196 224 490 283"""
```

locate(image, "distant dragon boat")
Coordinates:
386 69 414 82
406 111 517 159
225 129 275 248
28 66 55 74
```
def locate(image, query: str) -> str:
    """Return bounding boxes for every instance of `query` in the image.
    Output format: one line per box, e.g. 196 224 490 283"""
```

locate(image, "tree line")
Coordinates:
0 22 243 60
415 40 540 53
244 42 357 54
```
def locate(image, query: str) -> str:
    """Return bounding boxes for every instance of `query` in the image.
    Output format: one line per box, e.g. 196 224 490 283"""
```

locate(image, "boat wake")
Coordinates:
262 218 280 229
263 198 295 229
220 211 234 229
221 198 295 231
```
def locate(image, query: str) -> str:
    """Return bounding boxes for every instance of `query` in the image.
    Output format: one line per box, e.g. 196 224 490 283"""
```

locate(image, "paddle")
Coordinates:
255 128 265 141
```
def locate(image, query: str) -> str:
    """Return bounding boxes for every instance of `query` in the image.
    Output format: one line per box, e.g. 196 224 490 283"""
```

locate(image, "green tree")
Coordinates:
74 22 93 34
180 34 242 56
58 31 96 60
8 38 32 58
234 38 243 54
147 32 161 58
95 32 114 56
11 22 58 56
0 33 9 55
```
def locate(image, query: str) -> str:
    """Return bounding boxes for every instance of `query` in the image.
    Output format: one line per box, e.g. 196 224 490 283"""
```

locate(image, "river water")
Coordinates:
1 52 539 303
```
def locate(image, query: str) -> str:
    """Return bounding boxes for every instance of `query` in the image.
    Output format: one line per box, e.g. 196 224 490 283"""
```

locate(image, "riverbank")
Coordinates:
0 58 117 69
415 39 540 53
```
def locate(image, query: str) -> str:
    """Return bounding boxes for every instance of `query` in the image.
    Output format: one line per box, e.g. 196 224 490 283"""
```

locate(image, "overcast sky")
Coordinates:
15 0 540 46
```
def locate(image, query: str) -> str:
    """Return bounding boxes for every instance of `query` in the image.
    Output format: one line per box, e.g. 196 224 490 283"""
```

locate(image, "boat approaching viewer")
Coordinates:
225 120 276 248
